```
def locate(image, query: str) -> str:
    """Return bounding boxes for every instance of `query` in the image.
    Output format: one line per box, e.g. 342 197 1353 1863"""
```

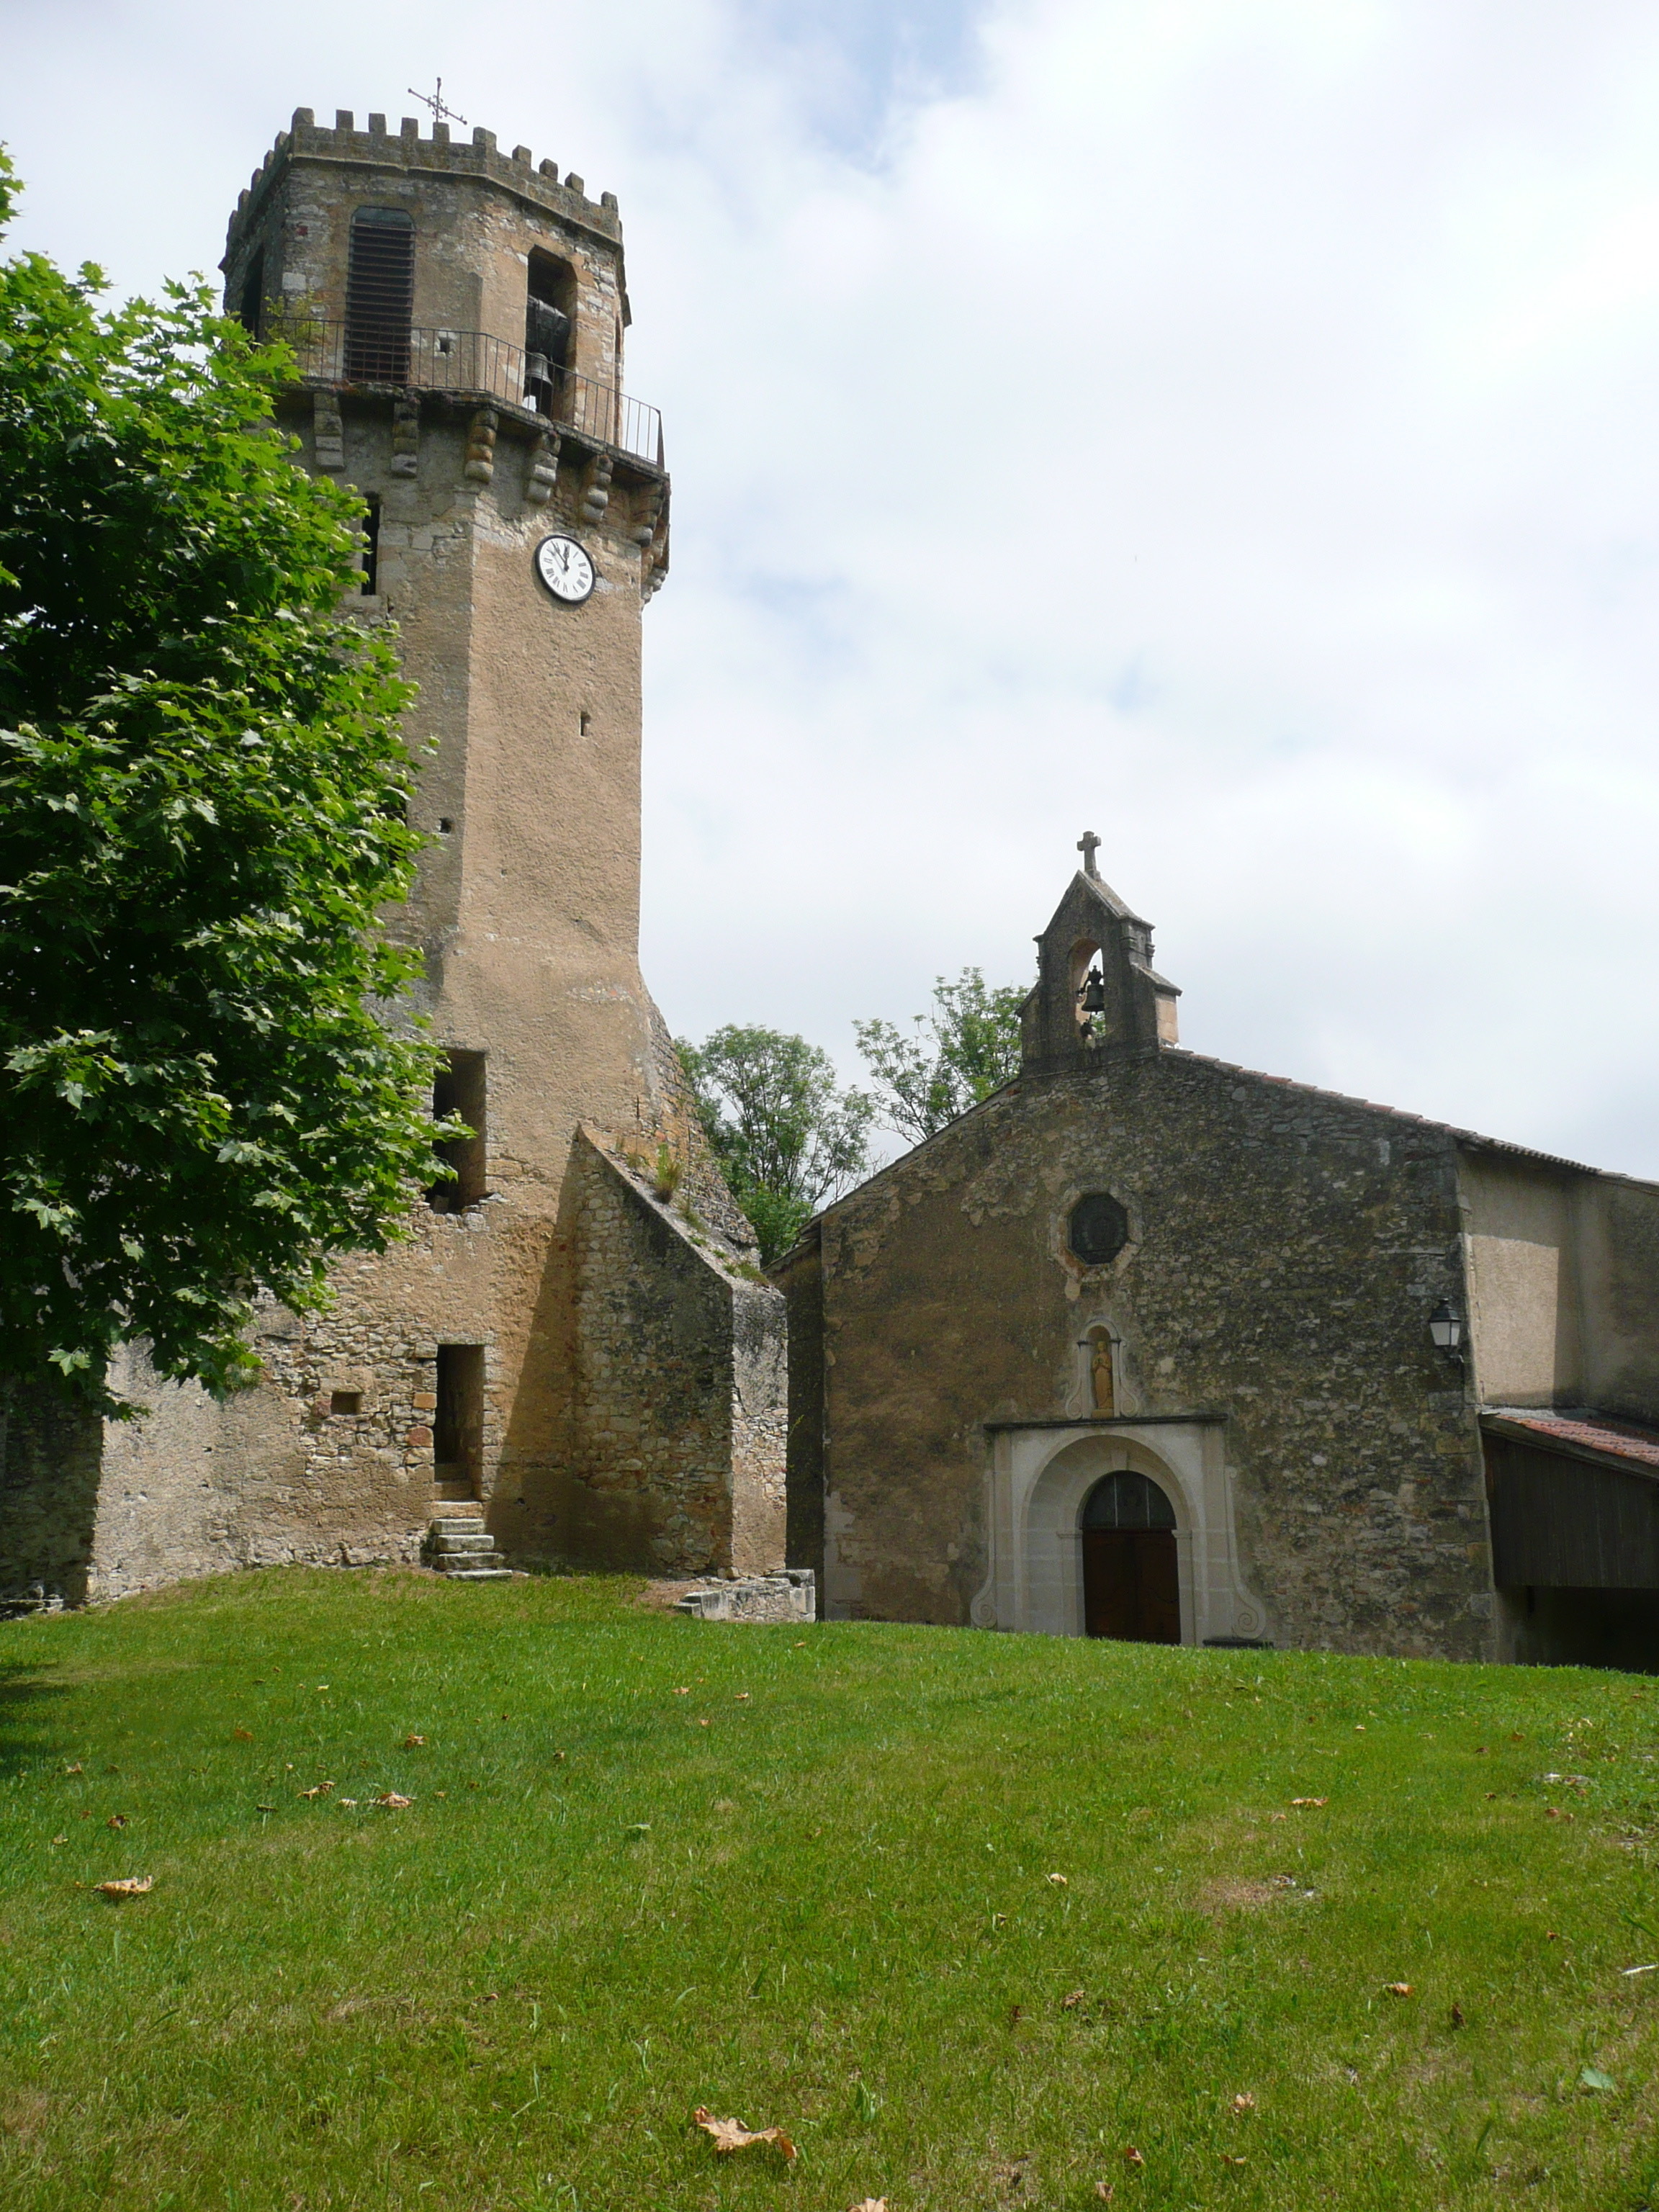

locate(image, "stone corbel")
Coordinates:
581 449 613 521
313 391 345 471
525 427 561 508
630 478 665 549
391 395 419 477
464 407 498 485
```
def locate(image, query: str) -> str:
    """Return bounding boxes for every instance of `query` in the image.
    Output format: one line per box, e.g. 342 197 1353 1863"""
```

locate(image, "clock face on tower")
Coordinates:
534 534 596 605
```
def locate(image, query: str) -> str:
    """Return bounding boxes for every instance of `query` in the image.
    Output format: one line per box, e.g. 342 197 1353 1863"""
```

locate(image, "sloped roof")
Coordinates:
1164 1048 1658 1189
1482 1409 1659 1478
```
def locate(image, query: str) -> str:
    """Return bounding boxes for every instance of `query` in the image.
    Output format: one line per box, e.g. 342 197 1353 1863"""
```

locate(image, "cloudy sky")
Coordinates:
6 0 1659 1174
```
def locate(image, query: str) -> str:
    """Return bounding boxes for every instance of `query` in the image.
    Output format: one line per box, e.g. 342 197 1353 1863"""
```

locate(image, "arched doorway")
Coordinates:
1081 1470 1180 1643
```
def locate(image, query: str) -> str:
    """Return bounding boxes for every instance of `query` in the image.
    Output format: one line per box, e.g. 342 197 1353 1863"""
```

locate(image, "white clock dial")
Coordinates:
534 534 596 605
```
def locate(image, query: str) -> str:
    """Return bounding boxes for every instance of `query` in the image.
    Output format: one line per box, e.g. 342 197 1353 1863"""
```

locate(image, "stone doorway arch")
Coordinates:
974 1418 1264 1644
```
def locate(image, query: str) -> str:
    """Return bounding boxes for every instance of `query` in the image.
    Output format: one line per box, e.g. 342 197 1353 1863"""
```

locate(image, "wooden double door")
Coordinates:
1082 1527 1181 1644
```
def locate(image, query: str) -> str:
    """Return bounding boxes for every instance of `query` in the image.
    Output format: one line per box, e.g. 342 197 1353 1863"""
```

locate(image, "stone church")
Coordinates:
0 108 786 1604
777 845 1659 1670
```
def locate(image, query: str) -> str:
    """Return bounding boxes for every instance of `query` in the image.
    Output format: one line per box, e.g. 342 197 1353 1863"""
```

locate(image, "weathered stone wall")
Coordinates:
0 119 782 1604
781 1047 1496 1659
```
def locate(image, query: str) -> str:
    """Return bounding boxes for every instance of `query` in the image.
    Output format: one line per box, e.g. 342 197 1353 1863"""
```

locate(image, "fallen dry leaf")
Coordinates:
692 2108 797 2159
1546 1930 1561 1941
1267 1812 1287 1822
1450 2003 1466 2028
1383 1982 1413 1997
51 1835 67 1847
1046 1872 1069 1887
338 1798 359 1807
1545 1807 1575 1822
674 1686 691 1696
1008 2003 1024 2026
403 1734 426 1748
1095 2186 1115 2203
1221 2153 1247 2167
1123 2145 1145 2166
63 1762 83 1776
106 1814 127 1830
1290 1797 1328 1808
374 1792 413 1809
847 2200 886 2211
1062 1989 1086 2010
1231 2092 1256 2112
698 1717 711 1728
96 1876 152 1899
233 1727 253 1742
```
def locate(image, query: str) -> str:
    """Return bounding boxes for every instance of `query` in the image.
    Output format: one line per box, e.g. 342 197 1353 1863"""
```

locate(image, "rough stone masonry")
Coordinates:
0 109 786 1605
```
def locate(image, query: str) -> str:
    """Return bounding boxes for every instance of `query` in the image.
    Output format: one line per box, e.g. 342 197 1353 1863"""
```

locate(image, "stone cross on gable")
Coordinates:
1076 830 1101 879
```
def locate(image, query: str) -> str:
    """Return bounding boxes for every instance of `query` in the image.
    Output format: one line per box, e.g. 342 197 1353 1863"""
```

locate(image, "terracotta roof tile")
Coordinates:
1482 1408 1659 1475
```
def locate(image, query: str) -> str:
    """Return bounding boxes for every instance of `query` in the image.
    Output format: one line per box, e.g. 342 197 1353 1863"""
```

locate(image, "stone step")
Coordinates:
439 1566 515 1583
431 1532 496 1553
431 1514 486 1532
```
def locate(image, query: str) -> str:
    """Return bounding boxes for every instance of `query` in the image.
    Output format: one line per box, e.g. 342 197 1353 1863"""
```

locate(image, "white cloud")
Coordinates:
6 0 1659 1172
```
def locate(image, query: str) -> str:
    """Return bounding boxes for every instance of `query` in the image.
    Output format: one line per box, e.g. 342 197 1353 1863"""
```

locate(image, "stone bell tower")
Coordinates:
1020 833 1182 1074
0 109 786 1608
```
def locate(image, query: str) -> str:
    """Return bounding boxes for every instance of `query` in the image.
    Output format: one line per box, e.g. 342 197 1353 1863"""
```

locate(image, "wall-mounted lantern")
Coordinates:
1428 1301 1464 1358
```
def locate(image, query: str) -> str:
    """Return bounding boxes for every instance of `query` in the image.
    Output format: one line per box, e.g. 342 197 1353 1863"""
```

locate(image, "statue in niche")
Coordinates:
1091 1335 1115 1416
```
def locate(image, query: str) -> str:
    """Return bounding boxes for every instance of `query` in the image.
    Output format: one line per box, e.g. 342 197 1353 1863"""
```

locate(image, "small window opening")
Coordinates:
437 817 454 834
346 207 414 382
579 711 592 736
524 251 575 413
434 1344 485 1496
359 495 380 594
1069 1192 1128 1268
329 1389 363 1416
237 246 265 337
428 1049 487 1210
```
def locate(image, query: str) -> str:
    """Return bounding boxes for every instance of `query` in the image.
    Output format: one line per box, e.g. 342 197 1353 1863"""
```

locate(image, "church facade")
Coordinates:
0 109 786 1604
778 852 1659 1668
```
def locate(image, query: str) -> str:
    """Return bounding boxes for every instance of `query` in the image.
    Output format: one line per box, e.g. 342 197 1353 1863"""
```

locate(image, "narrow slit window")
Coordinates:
428 1049 487 1210
346 207 414 382
360 494 380 594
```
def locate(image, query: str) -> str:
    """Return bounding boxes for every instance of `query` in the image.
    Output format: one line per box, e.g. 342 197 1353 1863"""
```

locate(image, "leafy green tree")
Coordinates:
678 1025 873 1265
0 152 449 1412
853 966 1026 1146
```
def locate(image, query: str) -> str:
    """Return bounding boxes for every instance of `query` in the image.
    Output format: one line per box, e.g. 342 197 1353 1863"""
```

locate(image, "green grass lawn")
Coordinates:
3 1571 1659 2210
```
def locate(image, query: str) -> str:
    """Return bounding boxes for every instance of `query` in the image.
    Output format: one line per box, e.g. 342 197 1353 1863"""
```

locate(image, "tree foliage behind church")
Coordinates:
854 966 1025 1145
678 1025 873 1264
0 153 448 1413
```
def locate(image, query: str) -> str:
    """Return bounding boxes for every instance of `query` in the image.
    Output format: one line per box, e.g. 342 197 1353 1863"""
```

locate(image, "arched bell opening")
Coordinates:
1079 1470 1180 1644
1069 936 1106 1041
525 249 577 415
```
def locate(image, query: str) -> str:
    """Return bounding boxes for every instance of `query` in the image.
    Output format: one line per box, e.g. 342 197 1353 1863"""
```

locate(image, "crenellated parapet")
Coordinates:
225 108 624 272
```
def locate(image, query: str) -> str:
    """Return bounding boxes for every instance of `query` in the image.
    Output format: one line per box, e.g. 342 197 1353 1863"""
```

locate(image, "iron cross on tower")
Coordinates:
408 78 469 127
1077 830 1102 879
